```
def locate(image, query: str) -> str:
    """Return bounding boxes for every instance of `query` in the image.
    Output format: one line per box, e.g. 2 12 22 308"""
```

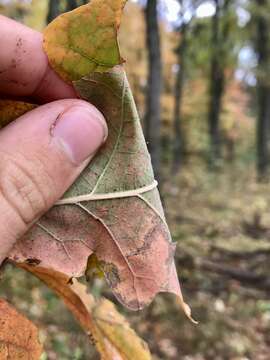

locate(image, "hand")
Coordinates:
0 16 107 263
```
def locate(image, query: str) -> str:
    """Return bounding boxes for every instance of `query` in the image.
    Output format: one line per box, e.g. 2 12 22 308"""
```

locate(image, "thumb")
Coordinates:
0 99 107 262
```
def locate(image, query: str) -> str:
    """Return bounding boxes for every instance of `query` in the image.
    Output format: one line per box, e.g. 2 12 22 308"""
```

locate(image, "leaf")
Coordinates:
19 264 152 360
9 67 182 311
92 298 151 360
43 0 126 82
0 298 43 359
7 1 195 321
0 100 36 128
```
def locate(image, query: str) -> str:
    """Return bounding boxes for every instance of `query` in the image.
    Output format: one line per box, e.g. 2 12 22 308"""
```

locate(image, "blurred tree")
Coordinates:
47 0 61 23
25 0 48 31
254 0 270 179
208 0 232 166
66 0 77 11
144 0 162 179
172 0 205 173
119 2 146 114
0 0 28 21
172 0 187 174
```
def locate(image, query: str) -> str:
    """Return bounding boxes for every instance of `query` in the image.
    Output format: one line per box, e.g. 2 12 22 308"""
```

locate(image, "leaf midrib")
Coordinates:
90 75 126 195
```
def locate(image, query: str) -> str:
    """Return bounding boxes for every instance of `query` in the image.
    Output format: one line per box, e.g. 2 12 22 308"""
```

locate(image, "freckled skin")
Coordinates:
0 15 76 101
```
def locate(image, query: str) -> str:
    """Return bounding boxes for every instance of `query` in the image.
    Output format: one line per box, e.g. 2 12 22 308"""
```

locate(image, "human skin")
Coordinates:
0 15 108 264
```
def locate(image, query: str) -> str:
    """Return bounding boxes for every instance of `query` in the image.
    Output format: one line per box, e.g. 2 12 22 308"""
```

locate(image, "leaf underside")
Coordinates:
7 0 191 319
9 68 181 311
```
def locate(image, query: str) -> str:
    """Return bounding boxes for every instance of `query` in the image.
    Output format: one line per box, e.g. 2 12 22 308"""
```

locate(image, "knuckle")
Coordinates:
0 152 54 226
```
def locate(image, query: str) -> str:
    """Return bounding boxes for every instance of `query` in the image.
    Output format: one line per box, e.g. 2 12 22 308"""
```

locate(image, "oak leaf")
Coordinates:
9 67 184 312
0 100 36 128
43 0 126 82
7 0 194 321
20 264 151 360
0 298 43 360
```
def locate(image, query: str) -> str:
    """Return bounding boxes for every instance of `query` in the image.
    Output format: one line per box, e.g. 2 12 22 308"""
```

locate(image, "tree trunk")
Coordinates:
256 0 270 179
208 0 223 165
208 0 232 166
172 22 187 174
66 0 78 11
144 0 162 179
47 0 61 23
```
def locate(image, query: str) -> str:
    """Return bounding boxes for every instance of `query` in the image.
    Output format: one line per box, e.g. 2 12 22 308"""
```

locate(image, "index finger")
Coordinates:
0 15 76 102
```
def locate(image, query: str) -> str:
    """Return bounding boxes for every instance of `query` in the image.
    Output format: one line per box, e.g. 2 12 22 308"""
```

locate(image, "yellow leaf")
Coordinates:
0 100 36 128
19 264 152 360
43 0 127 82
93 299 151 360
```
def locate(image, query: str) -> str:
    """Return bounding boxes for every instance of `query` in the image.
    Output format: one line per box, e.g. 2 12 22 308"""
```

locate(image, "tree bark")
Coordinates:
172 22 187 174
144 0 162 179
47 0 61 24
208 0 232 166
171 0 207 173
208 0 224 165
256 0 270 179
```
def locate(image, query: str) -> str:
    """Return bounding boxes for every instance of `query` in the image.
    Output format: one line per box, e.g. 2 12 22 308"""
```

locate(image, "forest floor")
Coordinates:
1 160 270 360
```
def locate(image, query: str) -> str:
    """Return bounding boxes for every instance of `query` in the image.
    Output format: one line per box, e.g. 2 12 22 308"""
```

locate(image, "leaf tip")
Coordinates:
177 297 199 325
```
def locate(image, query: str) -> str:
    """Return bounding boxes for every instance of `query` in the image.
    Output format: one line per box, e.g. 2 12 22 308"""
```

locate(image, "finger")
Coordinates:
0 15 76 102
0 99 108 263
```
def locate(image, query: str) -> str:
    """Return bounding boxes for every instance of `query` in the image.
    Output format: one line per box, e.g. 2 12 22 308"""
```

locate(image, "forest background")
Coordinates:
1 0 270 359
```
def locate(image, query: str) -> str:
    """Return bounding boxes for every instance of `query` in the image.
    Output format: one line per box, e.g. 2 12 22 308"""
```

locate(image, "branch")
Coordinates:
211 245 270 259
199 259 270 291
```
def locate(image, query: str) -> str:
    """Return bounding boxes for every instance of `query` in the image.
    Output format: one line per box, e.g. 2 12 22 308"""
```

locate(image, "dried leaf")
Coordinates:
10 67 182 312
19 264 151 360
43 0 126 82
0 100 36 128
92 298 151 360
8 1 194 321
0 298 43 360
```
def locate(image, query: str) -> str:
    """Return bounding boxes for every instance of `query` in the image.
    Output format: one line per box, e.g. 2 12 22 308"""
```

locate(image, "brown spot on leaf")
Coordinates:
100 261 121 288
25 258 41 266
